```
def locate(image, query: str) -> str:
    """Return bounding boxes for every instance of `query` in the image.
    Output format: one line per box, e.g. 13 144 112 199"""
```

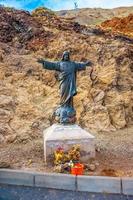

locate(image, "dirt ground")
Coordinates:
0 125 133 177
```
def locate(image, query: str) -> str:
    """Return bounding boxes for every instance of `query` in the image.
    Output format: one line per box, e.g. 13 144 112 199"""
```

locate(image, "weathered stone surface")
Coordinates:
0 162 11 168
43 124 95 163
0 124 13 138
5 134 17 143
0 108 13 123
0 95 15 110
80 105 116 132
90 88 105 104
107 105 126 129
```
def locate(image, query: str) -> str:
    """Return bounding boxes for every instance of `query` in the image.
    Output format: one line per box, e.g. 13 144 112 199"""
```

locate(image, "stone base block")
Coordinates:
43 124 95 164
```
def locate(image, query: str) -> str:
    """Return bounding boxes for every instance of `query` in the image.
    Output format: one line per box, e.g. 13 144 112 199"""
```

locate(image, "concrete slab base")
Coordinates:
77 176 121 194
35 173 76 190
0 169 132 195
122 177 133 195
43 124 95 164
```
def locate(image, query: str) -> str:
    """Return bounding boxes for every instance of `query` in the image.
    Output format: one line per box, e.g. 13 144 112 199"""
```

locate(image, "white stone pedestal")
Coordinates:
43 124 95 164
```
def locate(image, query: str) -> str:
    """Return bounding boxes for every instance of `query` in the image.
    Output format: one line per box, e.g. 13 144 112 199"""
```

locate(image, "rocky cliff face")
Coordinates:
100 14 133 38
0 7 133 145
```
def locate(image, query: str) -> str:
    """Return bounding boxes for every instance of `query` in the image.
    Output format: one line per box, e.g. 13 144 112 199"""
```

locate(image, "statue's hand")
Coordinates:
86 61 93 67
37 58 44 64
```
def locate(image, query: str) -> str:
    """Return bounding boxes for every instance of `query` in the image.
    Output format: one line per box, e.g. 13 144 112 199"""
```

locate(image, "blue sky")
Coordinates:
0 0 133 11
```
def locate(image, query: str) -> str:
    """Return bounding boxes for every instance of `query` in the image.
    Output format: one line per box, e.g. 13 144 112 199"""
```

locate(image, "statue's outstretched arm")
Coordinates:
37 59 60 71
75 61 93 71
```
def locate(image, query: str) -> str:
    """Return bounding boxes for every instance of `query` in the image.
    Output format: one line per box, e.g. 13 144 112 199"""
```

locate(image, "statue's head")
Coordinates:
62 51 70 61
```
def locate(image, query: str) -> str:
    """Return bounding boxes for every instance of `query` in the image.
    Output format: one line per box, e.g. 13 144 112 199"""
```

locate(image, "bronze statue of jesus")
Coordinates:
38 51 92 124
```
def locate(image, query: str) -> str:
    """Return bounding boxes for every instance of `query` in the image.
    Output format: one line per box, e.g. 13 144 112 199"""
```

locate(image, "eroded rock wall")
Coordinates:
0 7 133 144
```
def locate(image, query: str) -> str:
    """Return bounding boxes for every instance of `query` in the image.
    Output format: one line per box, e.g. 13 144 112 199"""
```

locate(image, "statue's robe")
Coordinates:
42 60 86 106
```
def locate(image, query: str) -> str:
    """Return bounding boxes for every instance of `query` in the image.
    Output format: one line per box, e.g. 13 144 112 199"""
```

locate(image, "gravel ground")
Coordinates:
0 126 133 176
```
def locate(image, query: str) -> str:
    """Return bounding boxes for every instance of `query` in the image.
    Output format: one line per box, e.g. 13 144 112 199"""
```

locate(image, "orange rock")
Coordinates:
100 14 133 38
